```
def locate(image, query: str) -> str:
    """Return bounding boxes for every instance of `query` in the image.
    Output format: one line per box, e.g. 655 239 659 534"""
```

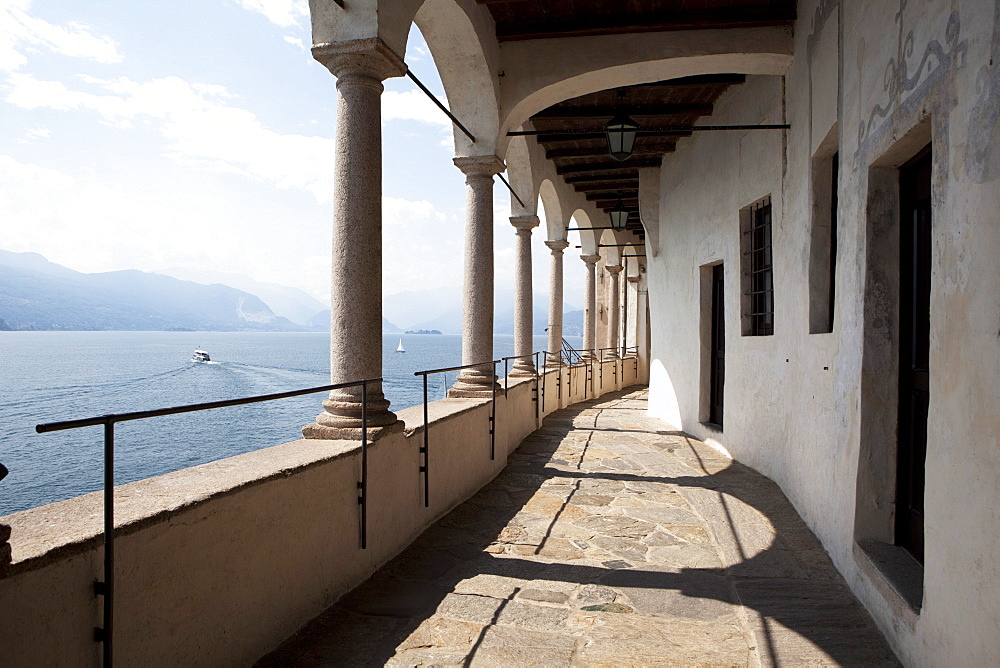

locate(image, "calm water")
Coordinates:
0 331 579 515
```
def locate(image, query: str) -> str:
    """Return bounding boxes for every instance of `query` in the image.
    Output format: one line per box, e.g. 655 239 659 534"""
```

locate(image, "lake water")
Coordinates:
0 331 579 515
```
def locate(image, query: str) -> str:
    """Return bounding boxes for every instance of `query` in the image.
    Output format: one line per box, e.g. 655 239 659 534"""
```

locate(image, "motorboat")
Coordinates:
191 349 211 363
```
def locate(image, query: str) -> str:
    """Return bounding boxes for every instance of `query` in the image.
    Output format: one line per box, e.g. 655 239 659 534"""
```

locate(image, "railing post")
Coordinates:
421 373 429 508
504 358 509 398
95 417 114 668
541 354 547 413
533 352 540 422
359 382 368 550
600 351 604 391
557 362 562 403
0 463 10 578
490 361 497 461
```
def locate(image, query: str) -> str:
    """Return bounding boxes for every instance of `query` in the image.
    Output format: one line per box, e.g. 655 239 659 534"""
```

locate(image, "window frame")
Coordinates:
740 196 774 336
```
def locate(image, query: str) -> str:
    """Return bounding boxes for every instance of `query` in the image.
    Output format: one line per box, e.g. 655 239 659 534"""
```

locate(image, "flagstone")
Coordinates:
257 389 897 668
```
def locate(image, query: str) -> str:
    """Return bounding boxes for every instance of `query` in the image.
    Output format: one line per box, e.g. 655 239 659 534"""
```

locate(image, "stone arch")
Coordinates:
504 134 539 216
538 178 566 241
414 0 501 156
498 41 793 147
598 228 624 265
571 209 601 255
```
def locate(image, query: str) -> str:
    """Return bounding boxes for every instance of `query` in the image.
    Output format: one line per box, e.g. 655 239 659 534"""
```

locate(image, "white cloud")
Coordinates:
0 0 122 72
4 73 336 202
382 89 451 129
283 35 305 49
233 0 308 28
24 126 49 139
382 196 463 294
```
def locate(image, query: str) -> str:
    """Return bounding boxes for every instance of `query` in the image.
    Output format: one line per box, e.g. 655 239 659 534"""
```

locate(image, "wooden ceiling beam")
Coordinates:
532 130 693 143
545 145 675 159
580 186 639 197
556 159 660 175
572 180 639 192
564 172 639 184
533 103 713 119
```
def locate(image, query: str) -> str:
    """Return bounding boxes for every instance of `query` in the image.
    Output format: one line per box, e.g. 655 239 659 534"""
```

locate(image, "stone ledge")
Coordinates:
855 540 924 619
397 398 491 438
0 437 364 576
2 392 516 577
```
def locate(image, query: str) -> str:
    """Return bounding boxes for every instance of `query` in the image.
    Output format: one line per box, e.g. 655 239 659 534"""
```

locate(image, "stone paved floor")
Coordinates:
258 388 898 667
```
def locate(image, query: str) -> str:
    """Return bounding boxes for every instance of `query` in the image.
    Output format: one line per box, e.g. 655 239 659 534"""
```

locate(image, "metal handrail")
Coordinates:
414 360 499 508
35 376 381 668
500 352 542 421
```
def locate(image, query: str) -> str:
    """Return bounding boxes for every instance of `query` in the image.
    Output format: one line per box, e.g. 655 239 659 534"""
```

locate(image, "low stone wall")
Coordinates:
0 362 641 666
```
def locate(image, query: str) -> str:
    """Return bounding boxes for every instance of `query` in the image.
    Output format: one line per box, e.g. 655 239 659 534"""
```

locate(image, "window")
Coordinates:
740 197 773 336
809 138 839 333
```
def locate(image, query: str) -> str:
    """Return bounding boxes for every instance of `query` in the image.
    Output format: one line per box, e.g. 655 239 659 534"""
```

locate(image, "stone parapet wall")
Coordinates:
0 368 646 666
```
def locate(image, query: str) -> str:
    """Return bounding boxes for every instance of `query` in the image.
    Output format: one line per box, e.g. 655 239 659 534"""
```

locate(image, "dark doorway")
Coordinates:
709 264 725 428
896 144 932 564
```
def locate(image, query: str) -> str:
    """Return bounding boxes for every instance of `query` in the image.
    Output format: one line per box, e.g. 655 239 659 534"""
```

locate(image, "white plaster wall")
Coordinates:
644 0 1000 664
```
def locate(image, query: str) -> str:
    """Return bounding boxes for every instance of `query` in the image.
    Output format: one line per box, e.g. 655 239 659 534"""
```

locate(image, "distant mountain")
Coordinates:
308 310 403 334
384 287 461 332
159 267 326 326
0 250 305 332
389 287 581 336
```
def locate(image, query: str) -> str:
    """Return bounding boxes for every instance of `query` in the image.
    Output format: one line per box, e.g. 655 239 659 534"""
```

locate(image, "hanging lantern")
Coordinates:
609 196 629 231
605 112 639 161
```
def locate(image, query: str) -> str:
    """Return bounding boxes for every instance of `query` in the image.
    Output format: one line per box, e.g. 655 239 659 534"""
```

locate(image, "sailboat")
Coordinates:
396 338 406 353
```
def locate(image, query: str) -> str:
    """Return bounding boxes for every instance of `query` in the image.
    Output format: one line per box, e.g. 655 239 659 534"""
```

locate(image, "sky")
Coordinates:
0 0 585 307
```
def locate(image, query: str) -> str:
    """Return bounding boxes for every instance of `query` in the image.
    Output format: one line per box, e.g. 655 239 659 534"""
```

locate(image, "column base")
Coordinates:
449 368 501 398
301 420 404 441
508 361 537 378
447 387 497 399
302 387 401 440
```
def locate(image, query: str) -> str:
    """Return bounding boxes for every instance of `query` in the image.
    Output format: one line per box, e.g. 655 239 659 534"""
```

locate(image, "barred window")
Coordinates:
741 197 774 336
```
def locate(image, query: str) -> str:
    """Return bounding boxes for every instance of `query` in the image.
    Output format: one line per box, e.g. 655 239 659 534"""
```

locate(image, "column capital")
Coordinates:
453 155 505 177
627 275 641 284
510 214 540 231
312 37 406 81
580 253 600 266
545 239 569 254
606 264 623 275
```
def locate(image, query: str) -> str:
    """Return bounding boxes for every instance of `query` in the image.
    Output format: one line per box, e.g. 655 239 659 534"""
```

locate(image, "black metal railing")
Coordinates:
560 338 585 364
35 377 381 668
414 360 499 508
501 352 542 421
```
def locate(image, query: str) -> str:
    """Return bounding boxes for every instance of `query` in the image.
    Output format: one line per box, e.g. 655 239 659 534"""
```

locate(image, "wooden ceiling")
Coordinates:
525 74 746 236
475 0 796 42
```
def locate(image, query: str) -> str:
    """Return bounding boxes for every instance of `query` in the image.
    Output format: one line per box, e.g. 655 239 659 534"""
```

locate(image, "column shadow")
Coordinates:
256 388 897 667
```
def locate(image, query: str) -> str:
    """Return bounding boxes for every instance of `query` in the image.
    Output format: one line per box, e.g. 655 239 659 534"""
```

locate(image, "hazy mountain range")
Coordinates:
0 250 304 332
0 250 582 334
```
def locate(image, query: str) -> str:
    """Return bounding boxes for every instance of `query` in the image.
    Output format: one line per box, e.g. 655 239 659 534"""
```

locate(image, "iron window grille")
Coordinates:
741 196 774 336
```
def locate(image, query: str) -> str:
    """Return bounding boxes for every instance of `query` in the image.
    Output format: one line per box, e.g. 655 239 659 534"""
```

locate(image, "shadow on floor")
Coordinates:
257 388 897 667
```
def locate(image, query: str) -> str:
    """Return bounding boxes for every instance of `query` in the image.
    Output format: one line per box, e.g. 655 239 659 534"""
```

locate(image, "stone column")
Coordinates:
450 155 506 398
303 39 405 439
605 264 623 358
510 215 540 377
635 274 650 381
545 240 569 366
581 254 600 358
627 275 641 353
